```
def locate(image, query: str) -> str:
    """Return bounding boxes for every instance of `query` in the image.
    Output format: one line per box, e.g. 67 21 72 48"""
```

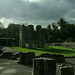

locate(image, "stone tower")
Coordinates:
19 25 25 48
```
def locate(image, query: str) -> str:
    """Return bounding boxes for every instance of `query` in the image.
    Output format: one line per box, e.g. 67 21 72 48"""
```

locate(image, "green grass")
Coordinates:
11 46 75 57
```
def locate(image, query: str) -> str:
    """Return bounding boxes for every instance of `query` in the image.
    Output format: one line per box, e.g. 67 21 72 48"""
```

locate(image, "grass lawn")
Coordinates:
11 46 75 57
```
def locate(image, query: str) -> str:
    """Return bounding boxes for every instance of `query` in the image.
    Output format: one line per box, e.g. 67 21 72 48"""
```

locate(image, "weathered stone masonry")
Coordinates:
19 25 46 48
33 58 56 75
33 57 74 75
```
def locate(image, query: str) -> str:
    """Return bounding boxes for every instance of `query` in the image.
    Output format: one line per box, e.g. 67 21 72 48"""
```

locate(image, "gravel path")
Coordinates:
0 58 32 75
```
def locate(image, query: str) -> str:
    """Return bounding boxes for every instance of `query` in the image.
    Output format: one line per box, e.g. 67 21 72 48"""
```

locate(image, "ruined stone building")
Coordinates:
0 38 16 47
19 25 46 48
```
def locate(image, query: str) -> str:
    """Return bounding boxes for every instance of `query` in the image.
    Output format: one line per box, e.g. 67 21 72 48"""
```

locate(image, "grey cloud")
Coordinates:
28 0 73 20
0 0 75 27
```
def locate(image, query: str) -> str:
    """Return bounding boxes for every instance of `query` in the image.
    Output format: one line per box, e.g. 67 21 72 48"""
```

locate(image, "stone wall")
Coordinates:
35 53 65 63
56 64 74 75
19 52 35 65
62 42 75 49
32 57 74 75
33 58 56 75
19 25 46 48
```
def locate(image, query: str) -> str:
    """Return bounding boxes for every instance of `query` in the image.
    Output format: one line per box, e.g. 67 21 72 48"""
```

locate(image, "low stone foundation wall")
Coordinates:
32 58 74 75
56 64 74 75
62 42 75 49
51 54 65 63
1 52 13 58
19 52 35 65
35 53 65 63
0 51 19 59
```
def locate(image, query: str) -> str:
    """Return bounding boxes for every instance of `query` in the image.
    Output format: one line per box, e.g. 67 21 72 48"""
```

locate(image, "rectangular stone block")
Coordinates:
33 58 44 75
60 66 74 75
25 52 35 64
44 58 56 75
51 54 65 63
33 58 56 75
1 52 13 58
57 64 74 75
19 52 35 65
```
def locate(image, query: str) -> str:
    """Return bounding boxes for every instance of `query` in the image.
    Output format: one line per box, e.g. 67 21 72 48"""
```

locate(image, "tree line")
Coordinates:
0 18 75 43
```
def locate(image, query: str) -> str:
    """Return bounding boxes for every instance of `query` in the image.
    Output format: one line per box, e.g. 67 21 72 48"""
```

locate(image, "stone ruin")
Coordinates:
35 53 65 63
0 51 19 59
56 64 74 75
0 46 19 59
0 47 74 75
18 52 35 65
19 25 46 48
62 42 75 49
33 58 56 75
18 52 74 75
32 58 74 75
0 46 74 75
18 53 65 65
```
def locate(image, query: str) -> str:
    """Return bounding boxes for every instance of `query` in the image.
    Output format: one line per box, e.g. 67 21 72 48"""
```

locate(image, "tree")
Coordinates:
65 24 75 39
57 18 68 40
52 23 58 31
0 21 4 28
58 18 68 29
7 23 20 38
0 21 6 37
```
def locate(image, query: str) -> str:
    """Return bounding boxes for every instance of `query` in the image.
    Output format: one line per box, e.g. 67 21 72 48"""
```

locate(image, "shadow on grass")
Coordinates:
33 48 75 54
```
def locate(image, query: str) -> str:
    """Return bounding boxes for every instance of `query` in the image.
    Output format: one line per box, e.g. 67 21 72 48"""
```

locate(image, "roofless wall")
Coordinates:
19 25 46 48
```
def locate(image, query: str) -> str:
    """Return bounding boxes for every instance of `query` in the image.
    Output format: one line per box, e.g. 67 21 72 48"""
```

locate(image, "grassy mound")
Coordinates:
11 46 75 56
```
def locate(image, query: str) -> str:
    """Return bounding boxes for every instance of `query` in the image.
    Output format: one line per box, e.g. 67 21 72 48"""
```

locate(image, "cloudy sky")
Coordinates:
0 0 75 27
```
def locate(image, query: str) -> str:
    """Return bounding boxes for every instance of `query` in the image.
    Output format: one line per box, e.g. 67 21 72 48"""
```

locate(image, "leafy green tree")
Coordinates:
57 18 68 40
0 22 6 37
52 23 58 31
58 18 68 29
0 21 4 28
65 24 75 39
47 24 52 34
7 23 20 38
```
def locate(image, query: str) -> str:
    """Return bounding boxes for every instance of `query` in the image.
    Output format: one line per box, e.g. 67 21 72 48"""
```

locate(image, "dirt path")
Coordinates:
0 58 32 75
